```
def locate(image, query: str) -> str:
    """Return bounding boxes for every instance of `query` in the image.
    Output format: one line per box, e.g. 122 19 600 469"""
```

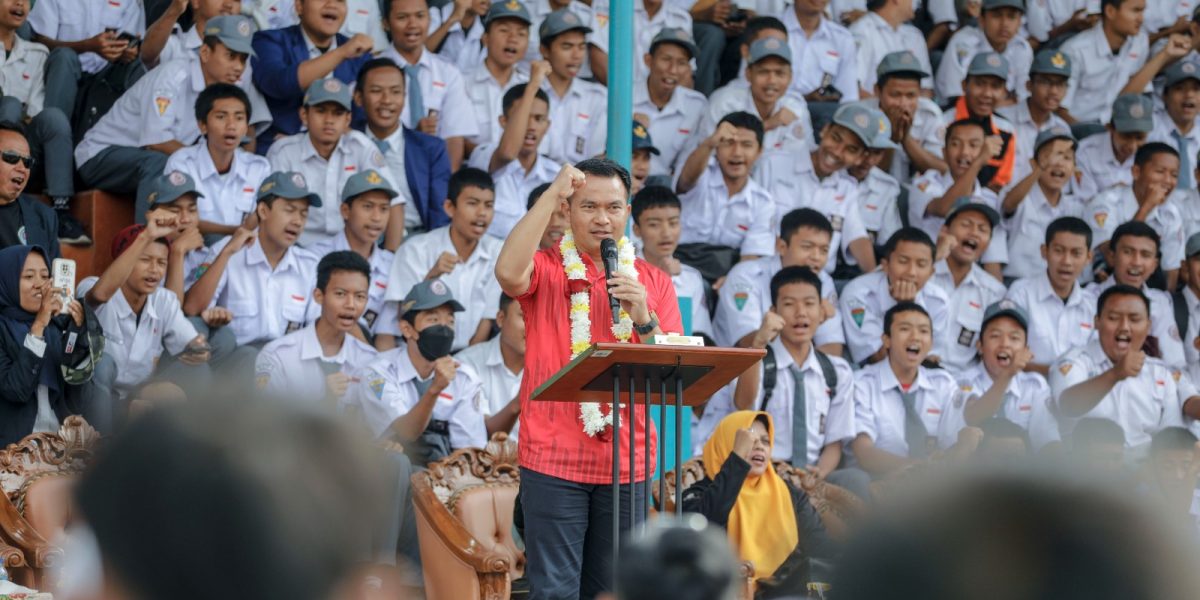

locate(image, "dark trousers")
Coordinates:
520 467 647 600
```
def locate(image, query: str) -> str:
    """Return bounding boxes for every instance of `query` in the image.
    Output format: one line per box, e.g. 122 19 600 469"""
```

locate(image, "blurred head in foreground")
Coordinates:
834 473 1200 600
603 514 740 600
71 400 382 600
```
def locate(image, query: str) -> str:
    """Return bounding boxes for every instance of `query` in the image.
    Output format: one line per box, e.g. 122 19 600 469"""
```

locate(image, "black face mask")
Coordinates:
415 324 455 361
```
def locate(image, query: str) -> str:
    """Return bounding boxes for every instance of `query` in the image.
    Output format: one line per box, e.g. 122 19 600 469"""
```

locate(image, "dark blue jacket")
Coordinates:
12 196 59 261
250 26 369 151
400 127 452 230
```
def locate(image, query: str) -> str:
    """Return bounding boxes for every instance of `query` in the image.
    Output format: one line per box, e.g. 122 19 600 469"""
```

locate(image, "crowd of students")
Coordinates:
2 0 1200 596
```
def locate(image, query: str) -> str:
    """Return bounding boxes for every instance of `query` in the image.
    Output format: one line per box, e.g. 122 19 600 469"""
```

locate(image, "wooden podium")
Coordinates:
532 342 765 576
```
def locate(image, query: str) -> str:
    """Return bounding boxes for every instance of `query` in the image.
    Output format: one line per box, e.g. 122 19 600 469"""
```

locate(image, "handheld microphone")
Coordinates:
600 238 621 325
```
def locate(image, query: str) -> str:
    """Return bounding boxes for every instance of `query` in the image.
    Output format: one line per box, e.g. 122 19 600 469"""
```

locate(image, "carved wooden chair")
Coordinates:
0 416 101 591
411 433 522 600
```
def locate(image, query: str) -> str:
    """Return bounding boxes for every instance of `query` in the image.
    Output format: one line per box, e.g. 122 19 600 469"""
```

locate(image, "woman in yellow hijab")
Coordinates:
683 411 834 596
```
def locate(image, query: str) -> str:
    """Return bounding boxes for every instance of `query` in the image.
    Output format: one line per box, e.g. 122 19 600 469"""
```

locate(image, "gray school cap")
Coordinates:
484 0 532 26
400 278 466 316
340 169 398 203
1030 49 1071 77
747 37 791 66
203 15 257 57
257 171 323 207
1186 231 1200 258
830 102 879 147
1110 94 1154 133
146 170 204 207
982 0 1025 12
864 106 899 150
649 27 699 59
303 78 353 110
538 9 592 40
967 52 1009 80
1033 126 1076 155
945 197 1000 228
982 299 1029 332
876 50 929 80
1162 59 1200 90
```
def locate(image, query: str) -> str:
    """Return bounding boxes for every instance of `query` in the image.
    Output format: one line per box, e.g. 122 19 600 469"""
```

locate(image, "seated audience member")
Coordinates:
74 22 255 219
956 301 1060 452
1087 143 1187 290
720 16 786 88
609 516 741 600
521 0 598 79
377 167 500 352
537 9 607 166
80 222 211 429
308 170 397 340
251 0 373 150
715 209 843 354
0 244 91 446
928 201 1007 375
682 411 836 587
268 77 396 247
463 0 533 152
469 80 559 239
526 181 566 250
165 83 271 240
633 28 707 178
1070 417 1129 474
631 185 712 338
1075 94 1153 200
427 0 491 73
1087 222 1187 370
935 0 1032 105
250 0 390 50
995 49 1072 184
0 121 59 259
349 279 486 467
847 109 904 251
1002 127 1083 280
849 2 934 96
867 51 945 182
1051 285 1200 453
592 0 692 87
455 293 525 439
775 0 858 104
1144 427 1200 527
1005 217 1096 376
183 171 322 349
849 302 977 477
675 111 774 281
754 102 877 276
629 122 657 195
928 53 1017 197
380 0 478 171
1151 60 1200 193
840 228 949 365
255 251 378 402
355 58 451 248
143 0 243 66
703 37 814 154
1179 233 1200 371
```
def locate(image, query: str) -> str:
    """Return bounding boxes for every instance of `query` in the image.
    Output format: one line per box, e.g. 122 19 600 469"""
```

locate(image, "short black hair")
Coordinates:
195 83 251 123
317 251 371 292
980 417 1031 447
502 83 550 116
527 182 552 210
770 265 822 306
576 157 632 197
945 118 987 146
1072 417 1126 452
1109 220 1160 256
499 292 515 314
1101 0 1130 14
0 119 28 140
740 16 786 47
718 111 764 147
382 0 430 19
1096 284 1151 317
447 167 495 205
780 208 833 243
1045 216 1093 248
1151 427 1198 456
882 227 936 262
631 185 680 225
1133 141 1178 168
355 57 405 92
883 301 930 337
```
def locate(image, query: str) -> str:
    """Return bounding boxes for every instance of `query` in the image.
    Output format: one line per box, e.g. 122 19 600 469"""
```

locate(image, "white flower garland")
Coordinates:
561 231 638 436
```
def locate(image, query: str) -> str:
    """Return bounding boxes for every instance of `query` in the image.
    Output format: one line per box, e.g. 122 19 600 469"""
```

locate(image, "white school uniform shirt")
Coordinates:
434 5 487 74
165 145 272 229
908 168 1009 264
467 144 560 239
855 167 904 247
464 64 529 149
672 263 714 336
349 347 487 447
859 96 944 184
266 130 396 245
750 340 856 464
1024 0 1090 43
307 233 395 334
539 77 608 165
1004 273 1095 366
928 260 1008 375
995 100 1072 184
1074 131 1133 201
1144 0 1194 35
363 126 417 227
75 58 207 168
778 10 858 101
523 0 598 77
632 80 708 177
849 12 935 92
380 46 479 141
714 255 844 349
1085 279 1187 370
1061 23 1150 124
592 0 692 84
255 325 379 403
199 236 322 346
839 270 952 365
936 27 1034 102
0 36 48 118
377 226 503 351
1049 340 1194 448
1148 110 1200 186
76 278 197 399
455 336 522 441
700 84 815 153
1182 286 1200 368
956 363 1061 450
754 150 867 273
691 383 736 457
1003 184 1085 280
678 160 776 257
158 31 274 131
28 0 144 75
852 359 966 457
1085 185 1187 272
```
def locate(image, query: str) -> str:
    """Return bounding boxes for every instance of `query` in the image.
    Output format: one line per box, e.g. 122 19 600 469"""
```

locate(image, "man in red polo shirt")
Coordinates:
496 157 682 600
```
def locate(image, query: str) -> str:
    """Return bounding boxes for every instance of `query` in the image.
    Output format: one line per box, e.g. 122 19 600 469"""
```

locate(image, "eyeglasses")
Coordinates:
0 151 34 169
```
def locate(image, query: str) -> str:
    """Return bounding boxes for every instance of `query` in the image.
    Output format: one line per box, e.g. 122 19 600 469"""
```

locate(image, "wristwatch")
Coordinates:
635 312 659 336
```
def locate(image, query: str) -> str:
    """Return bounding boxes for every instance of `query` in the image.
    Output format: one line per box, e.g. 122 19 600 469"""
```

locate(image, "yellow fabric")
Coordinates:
702 411 799 580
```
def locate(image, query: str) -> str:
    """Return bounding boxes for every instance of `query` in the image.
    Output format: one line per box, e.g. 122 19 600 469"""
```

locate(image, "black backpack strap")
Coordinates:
814 350 838 401
1174 289 1190 344
897 184 911 229
761 344 777 411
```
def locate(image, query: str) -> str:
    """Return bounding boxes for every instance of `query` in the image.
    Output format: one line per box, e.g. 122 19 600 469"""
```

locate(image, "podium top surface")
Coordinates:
532 343 765 406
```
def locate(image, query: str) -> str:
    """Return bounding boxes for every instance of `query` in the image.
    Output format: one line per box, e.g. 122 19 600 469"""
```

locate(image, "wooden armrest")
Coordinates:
0 493 60 569
409 472 512 575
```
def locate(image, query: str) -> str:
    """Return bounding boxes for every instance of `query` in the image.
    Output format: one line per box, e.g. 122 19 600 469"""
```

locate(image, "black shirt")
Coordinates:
0 200 23 248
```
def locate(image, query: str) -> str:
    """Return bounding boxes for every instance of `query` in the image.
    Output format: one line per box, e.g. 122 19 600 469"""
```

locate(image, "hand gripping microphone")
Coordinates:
600 238 621 325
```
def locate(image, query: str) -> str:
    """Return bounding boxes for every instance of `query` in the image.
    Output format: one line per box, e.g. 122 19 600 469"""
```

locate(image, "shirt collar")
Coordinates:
246 237 301 273
390 346 422 384
485 335 507 368
367 125 406 151
1034 270 1085 305
300 133 347 162
301 27 338 57
1185 286 1200 313
111 288 159 321
879 358 933 394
